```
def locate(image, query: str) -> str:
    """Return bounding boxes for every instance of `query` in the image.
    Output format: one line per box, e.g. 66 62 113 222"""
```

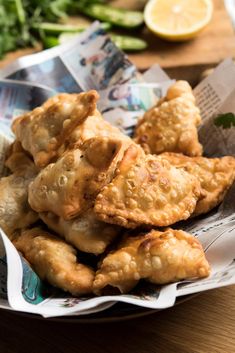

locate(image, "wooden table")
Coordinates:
1 0 235 85
128 0 235 83
0 286 235 353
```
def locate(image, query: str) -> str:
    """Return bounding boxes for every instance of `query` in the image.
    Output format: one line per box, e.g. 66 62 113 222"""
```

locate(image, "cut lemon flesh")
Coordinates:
144 0 213 41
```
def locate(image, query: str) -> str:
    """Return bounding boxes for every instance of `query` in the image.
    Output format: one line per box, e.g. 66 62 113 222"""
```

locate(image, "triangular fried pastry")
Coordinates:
134 81 203 156
93 228 210 294
66 109 132 148
12 91 99 168
13 227 94 296
0 155 38 238
4 140 36 173
94 144 202 228
159 152 235 216
40 209 120 255
29 137 129 220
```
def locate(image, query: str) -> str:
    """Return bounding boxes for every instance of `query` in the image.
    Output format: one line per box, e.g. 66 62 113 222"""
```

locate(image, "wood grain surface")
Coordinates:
0 286 235 353
1 0 234 85
128 0 235 69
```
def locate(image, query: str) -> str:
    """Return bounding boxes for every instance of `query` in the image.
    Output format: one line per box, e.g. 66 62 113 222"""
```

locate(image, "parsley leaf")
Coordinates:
214 112 235 129
0 0 103 58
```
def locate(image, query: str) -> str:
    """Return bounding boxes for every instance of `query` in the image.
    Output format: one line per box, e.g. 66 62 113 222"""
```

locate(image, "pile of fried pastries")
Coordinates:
1 80 235 297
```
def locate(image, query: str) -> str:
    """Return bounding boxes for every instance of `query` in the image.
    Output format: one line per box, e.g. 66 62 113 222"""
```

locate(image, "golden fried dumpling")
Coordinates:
134 81 203 157
40 209 120 255
0 156 38 238
95 144 202 228
13 227 94 296
93 228 210 294
12 91 99 168
67 109 132 148
58 109 134 164
28 137 126 220
159 152 235 216
4 140 36 173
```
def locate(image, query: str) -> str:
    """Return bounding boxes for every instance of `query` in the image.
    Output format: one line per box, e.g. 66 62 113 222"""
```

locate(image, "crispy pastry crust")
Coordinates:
0 155 38 237
65 109 132 148
28 137 126 220
93 228 210 294
159 152 235 216
94 145 202 228
40 209 120 255
13 227 94 296
134 81 203 156
0 171 38 237
12 91 99 168
5 140 36 173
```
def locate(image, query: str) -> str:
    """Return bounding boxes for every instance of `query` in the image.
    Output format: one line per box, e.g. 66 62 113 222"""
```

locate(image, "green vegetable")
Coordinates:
15 0 26 24
56 32 147 51
0 0 105 58
32 21 111 35
0 0 146 58
0 0 28 58
78 3 144 29
42 36 59 49
110 34 147 51
214 113 235 129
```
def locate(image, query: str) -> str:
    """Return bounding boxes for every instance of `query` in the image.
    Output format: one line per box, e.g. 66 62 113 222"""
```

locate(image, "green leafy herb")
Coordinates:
214 112 235 129
0 0 106 58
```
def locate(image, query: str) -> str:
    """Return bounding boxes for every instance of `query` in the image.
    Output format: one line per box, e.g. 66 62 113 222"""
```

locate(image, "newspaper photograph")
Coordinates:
0 79 56 128
0 23 235 318
0 22 139 93
98 81 174 135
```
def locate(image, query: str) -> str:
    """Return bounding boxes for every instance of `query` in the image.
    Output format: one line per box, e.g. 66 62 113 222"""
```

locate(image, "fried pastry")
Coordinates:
40 209 120 255
94 144 202 228
134 81 203 156
5 140 36 173
93 228 210 294
5 140 25 162
29 137 126 220
12 91 99 168
159 152 235 216
65 109 132 149
13 227 94 296
0 161 38 238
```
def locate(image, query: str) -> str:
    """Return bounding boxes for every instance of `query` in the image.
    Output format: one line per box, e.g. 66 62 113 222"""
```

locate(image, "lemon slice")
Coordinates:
144 0 213 41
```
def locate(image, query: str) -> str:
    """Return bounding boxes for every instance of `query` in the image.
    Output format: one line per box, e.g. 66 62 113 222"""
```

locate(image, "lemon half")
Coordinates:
144 0 213 41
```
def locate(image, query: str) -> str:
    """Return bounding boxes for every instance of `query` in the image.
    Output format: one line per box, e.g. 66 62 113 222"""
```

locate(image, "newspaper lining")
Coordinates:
0 24 235 318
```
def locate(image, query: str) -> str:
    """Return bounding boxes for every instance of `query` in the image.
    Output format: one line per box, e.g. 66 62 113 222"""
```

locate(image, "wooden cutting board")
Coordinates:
128 0 235 83
0 0 234 84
